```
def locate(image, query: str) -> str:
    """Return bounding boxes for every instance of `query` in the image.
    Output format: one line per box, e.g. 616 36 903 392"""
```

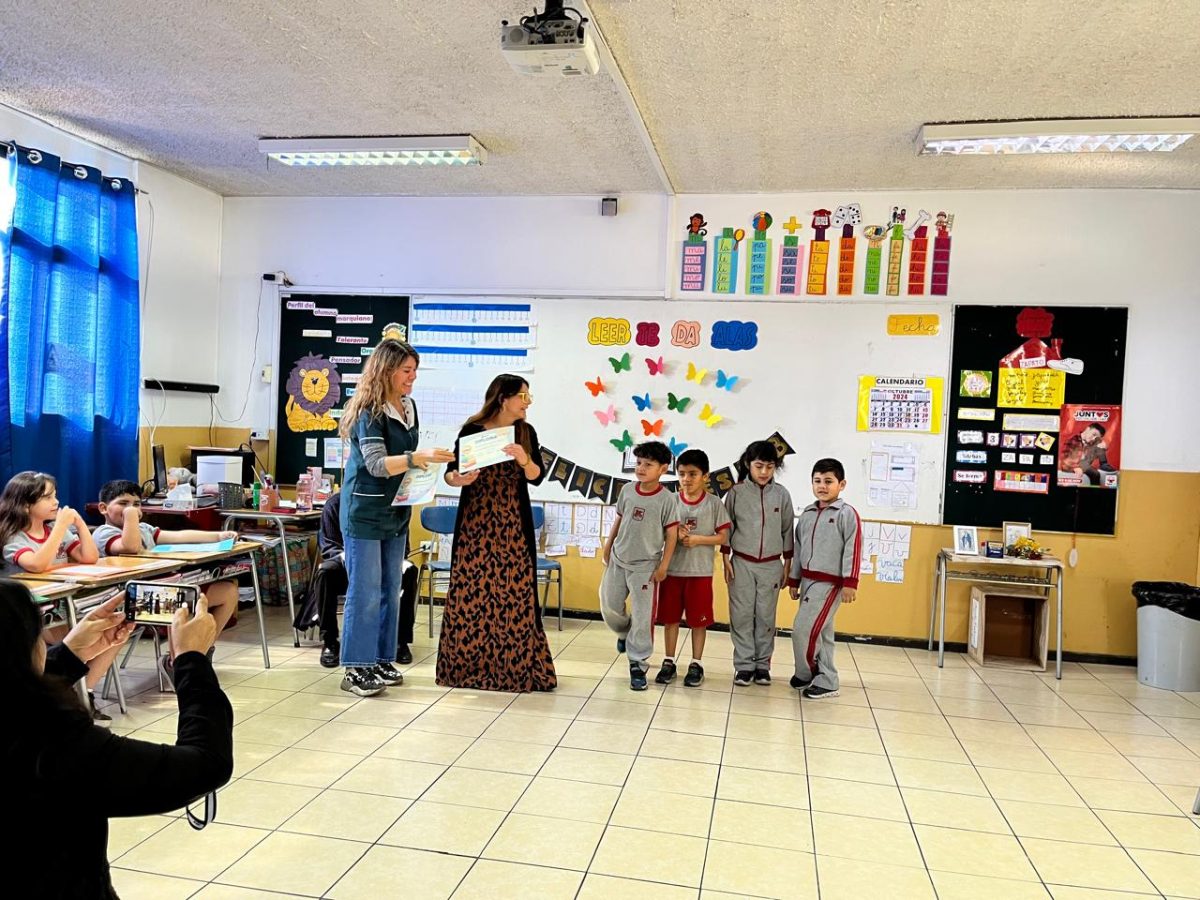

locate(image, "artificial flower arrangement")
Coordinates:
1005 536 1049 560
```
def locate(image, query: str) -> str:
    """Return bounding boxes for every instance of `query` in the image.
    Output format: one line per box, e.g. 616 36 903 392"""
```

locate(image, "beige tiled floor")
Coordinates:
102 608 1200 899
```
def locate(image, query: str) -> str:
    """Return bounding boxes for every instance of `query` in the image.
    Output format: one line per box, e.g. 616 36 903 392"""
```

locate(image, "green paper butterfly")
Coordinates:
667 392 691 413
610 429 633 452
608 352 632 373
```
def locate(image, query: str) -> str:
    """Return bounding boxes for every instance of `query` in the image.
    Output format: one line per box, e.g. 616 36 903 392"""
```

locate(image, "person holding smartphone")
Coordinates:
4 581 234 898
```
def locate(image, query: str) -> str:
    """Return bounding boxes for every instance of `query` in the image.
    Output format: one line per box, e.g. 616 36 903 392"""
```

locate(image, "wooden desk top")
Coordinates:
223 509 323 523
940 548 1063 569
138 541 261 563
18 578 80 600
24 556 184 586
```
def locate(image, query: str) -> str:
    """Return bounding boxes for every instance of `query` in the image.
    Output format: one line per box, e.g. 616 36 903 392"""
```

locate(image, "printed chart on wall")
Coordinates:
275 294 410 486
942 305 1127 535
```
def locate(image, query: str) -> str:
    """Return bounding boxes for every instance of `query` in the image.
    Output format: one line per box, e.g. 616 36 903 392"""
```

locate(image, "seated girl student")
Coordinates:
3 581 233 899
94 479 241 687
0 471 116 720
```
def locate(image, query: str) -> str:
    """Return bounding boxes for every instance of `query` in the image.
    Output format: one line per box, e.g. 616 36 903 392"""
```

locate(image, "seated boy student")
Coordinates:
787 458 862 700
95 480 240 679
600 441 679 691
655 449 729 688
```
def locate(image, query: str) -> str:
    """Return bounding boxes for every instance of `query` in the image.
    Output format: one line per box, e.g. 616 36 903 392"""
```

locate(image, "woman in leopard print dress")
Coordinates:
437 375 556 692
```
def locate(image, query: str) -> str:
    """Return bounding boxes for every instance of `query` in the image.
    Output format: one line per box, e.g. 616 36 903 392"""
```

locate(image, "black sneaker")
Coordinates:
655 660 677 685
88 692 112 724
320 644 340 669
683 662 705 687
616 637 627 654
629 663 648 691
341 666 386 697
374 662 405 686
753 669 772 686
734 670 754 687
789 675 812 690
803 684 840 700
396 644 413 665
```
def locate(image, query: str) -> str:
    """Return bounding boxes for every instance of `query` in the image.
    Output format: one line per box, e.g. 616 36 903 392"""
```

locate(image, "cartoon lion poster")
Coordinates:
285 354 341 433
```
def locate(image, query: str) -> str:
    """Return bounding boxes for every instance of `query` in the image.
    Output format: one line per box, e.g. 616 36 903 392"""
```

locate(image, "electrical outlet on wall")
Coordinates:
261 365 273 384
419 540 433 553
250 430 268 442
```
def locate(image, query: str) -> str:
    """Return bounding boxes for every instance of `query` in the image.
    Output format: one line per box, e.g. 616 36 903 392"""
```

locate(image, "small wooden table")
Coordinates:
928 548 1067 679
20 556 185 588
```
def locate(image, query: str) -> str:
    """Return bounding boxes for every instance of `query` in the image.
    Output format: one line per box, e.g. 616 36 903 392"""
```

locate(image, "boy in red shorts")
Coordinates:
655 449 730 687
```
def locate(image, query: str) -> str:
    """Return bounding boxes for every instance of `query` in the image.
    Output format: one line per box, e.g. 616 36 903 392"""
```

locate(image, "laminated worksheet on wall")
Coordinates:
867 441 919 509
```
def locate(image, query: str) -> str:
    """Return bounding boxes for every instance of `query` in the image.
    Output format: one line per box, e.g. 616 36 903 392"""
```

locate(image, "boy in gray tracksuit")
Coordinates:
788 457 862 700
721 440 795 686
601 441 679 691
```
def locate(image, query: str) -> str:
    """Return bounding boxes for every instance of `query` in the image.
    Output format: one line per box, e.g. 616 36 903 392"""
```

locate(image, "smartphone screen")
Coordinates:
124 582 199 623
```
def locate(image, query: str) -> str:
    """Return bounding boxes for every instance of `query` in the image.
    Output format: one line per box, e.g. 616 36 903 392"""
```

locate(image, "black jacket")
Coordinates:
8 645 234 898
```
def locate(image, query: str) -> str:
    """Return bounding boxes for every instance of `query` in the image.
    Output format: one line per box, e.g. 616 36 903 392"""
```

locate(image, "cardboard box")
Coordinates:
968 586 1049 671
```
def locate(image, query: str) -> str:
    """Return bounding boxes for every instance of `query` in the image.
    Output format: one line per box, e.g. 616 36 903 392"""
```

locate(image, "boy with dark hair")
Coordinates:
95 479 240 687
655 448 729 687
601 440 679 691
787 458 862 700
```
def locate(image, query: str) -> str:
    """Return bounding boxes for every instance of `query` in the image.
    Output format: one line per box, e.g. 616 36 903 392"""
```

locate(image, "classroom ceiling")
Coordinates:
1 0 1198 196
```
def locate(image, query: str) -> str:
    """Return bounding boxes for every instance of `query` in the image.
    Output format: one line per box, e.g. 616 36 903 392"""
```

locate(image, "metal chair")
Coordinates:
531 506 563 631
417 505 458 637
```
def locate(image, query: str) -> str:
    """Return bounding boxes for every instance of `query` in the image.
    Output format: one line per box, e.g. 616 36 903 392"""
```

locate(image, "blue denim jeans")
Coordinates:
340 534 406 667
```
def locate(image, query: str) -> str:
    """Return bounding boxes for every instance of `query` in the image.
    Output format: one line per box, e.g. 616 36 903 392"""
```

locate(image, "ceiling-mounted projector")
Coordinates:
500 1 601 76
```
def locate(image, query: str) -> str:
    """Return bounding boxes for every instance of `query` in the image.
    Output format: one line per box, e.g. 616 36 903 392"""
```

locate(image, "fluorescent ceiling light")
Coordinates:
918 118 1199 155
258 135 486 167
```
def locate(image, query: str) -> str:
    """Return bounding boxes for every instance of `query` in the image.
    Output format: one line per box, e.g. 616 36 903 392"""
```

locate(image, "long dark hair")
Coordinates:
0 579 91 734
736 440 784 482
465 374 534 456
0 471 55 548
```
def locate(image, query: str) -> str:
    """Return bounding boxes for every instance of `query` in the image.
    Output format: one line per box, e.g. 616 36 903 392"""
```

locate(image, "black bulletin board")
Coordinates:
275 293 409 486
942 305 1127 535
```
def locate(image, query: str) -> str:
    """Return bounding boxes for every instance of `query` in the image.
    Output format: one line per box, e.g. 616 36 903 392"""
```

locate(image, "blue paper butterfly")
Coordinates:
668 436 689 456
716 370 739 391
632 393 652 411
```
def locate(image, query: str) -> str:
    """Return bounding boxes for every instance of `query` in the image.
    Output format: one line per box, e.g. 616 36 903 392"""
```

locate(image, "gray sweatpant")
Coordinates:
600 558 659 670
791 578 842 691
729 556 783 671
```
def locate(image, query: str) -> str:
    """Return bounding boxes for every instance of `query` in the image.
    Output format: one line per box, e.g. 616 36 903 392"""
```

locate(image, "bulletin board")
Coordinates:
410 296 952 524
941 305 1127 535
274 293 410 486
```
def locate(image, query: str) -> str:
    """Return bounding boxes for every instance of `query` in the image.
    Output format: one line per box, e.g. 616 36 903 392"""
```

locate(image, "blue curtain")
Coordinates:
0 144 140 508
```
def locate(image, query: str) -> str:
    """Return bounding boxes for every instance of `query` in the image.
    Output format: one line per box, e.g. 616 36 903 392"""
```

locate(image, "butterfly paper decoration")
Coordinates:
686 362 708 384
667 392 691 413
641 418 664 437
716 370 740 391
610 429 633 452
646 356 665 376
697 403 723 428
608 352 632 373
632 393 652 411
668 436 689 456
594 404 618 426
584 377 605 397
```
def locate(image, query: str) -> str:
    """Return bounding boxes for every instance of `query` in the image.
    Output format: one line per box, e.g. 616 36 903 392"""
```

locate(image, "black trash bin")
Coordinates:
1132 582 1200 691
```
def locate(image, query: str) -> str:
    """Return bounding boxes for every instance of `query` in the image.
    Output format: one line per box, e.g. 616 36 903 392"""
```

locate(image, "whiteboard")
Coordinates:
410 297 951 524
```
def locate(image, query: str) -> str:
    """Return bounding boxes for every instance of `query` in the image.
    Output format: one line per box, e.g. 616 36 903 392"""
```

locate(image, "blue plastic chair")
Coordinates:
531 505 564 631
418 505 458 637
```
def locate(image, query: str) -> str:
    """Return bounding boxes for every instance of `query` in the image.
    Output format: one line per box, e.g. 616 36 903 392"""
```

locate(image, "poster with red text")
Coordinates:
1057 405 1121 488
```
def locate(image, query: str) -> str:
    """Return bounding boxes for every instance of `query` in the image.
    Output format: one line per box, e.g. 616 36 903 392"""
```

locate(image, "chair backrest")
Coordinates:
420 505 459 535
531 505 545 530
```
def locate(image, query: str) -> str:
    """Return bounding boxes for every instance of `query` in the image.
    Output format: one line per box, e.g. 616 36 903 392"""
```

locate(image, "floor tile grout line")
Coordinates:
891 646 1055 896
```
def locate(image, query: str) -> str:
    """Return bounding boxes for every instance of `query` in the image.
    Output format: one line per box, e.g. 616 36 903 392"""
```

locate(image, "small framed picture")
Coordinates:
1003 521 1032 547
952 525 979 555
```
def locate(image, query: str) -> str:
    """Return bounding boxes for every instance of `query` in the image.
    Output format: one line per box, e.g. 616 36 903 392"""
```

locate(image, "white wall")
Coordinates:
1 104 223 429
217 188 1200 474
216 194 670 432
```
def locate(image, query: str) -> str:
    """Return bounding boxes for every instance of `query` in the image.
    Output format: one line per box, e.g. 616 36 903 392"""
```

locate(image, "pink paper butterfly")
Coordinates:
593 404 618 426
